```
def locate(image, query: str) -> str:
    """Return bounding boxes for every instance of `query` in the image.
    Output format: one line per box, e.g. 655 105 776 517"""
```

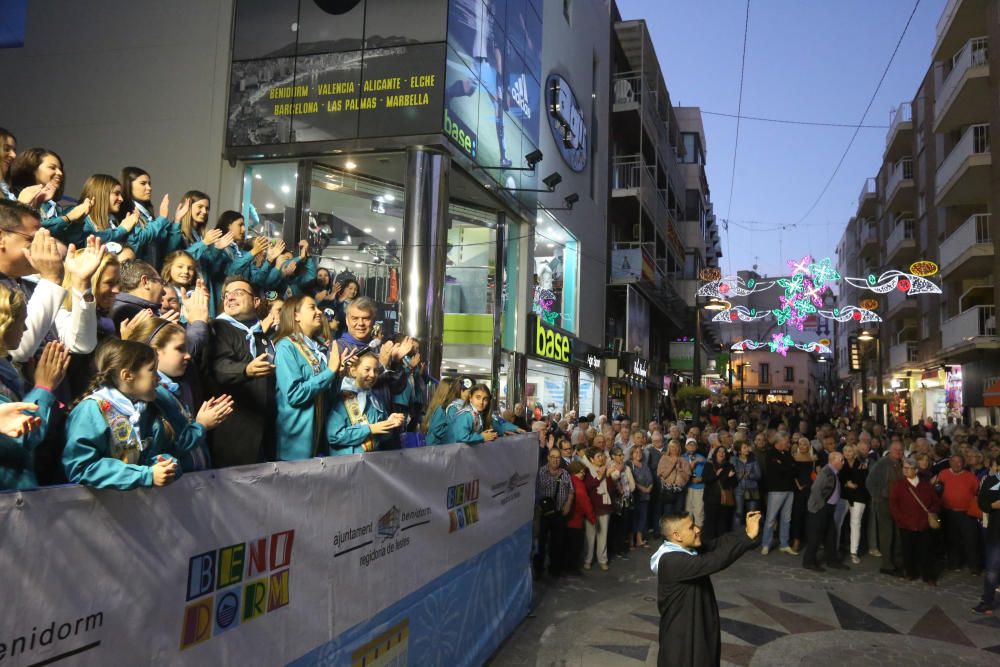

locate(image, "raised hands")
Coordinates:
250 236 269 257
151 455 177 486
120 308 154 340
181 279 210 323
266 239 286 263
119 208 141 232
0 402 42 438
160 194 172 220
65 236 107 291
64 197 94 223
202 228 223 246
34 341 70 391
24 228 65 284
195 395 235 430
213 231 235 250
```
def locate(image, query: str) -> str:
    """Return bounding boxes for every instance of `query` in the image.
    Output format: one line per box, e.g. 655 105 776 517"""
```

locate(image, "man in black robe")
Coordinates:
652 510 761 666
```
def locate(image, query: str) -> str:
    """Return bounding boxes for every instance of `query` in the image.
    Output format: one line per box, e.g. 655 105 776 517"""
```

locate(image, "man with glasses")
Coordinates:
209 277 276 466
110 260 165 330
0 200 70 363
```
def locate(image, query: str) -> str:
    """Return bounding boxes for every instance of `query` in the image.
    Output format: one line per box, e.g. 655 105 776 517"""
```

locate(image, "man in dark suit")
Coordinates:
110 260 163 330
803 451 848 571
208 276 276 466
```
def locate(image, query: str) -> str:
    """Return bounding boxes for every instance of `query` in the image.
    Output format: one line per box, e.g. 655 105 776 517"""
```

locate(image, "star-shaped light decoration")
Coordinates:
776 274 805 299
807 257 840 286
769 333 793 356
772 305 793 326
787 254 813 277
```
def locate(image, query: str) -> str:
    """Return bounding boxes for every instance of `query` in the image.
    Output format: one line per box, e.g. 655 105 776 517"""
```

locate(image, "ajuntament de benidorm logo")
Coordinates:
180 530 295 650
446 479 479 533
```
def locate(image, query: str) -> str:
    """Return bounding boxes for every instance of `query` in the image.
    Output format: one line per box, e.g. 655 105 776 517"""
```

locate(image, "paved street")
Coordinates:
488 543 1000 666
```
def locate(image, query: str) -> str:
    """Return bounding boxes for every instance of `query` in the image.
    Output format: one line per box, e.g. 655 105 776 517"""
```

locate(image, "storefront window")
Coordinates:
527 360 570 415
533 213 578 334
242 162 299 241
579 370 597 417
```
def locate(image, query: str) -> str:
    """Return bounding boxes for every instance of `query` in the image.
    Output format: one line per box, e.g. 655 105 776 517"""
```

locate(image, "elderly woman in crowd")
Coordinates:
657 439 691 516
889 456 941 585
733 441 761 529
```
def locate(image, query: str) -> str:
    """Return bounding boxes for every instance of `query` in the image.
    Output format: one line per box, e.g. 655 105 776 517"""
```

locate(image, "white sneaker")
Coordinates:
761 546 770 555
869 549 882 557
780 546 800 556
850 554 861 564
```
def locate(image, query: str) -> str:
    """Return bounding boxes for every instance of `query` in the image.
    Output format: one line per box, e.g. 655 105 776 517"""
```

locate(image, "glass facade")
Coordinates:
526 360 570 415
533 213 579 334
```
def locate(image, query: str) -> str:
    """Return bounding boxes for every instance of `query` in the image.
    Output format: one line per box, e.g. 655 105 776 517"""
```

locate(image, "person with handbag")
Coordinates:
889 457 942 585
702 447 737 541
802 452 849 571
733 442 761 529
583 447 613 570
534 447 573 579
841 444 871 564
657 439 691 515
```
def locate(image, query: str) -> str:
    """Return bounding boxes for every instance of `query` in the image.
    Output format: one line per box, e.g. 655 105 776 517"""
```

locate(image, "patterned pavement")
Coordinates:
487 543 1000 666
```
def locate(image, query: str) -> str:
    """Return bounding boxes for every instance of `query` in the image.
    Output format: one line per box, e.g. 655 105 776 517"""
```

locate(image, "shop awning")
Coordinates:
985 379 1000 407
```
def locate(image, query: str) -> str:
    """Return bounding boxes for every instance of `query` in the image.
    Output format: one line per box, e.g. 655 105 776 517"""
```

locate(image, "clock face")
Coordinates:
312 0 364 15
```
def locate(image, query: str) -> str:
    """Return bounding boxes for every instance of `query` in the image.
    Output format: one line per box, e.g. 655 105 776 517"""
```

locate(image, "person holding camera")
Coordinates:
535 447 573 579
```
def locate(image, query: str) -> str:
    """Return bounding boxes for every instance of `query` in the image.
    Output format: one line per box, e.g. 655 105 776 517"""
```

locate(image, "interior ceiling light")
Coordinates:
345 160 357 170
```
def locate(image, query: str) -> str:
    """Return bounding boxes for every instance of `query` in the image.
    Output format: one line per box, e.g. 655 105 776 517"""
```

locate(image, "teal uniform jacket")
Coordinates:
274 338 339 460
61 216 132 248
286 257 317 297
154 386 210 473
0 388 57 491
326 390 388 455
63 395 185 490
128 215 173 263
493 414 521 436
448 406 487 444
425 406 450 445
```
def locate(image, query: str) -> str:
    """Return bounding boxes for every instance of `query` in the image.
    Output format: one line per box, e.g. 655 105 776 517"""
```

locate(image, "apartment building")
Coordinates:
605 14 722 420
836 0 999 426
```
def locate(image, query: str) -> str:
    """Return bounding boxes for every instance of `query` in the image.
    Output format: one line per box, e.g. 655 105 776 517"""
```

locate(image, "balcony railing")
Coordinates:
889 341 919 369
857 220 878 247
886 102 913 144
886 157 913 200
886 217 915 256
612 71 670 147
858 177 877 210
936 124 990 199
936 37 989 122
940 213 993 271
942 305 997 349
612 155 655 191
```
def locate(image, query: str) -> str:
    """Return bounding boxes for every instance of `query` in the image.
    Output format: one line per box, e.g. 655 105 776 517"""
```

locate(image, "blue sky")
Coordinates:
616 0 946 278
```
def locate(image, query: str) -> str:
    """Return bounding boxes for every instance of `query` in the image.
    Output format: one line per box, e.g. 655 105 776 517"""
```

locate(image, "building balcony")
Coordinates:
857 220 879 260
934 37 990 134
885 288 918 318
885 217 917 265
612 71 670 154
939 213 993 279
857 177 878 218
941 304 998 352
678 219 705 252
611 154 662 222
889 341 919 370
884 102 913 162
935 124 991 207
933 0 989 64
884 157 914 213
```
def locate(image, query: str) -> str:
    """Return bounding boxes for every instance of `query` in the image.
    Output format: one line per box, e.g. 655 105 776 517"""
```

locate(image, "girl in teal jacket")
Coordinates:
448 383 499 445
326 352 404 455
0 285 67 490
62 339 191 490
421 378 461 446
274 295 343 460
122 316 235 472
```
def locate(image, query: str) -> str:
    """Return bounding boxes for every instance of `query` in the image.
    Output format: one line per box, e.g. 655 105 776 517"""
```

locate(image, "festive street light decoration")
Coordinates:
908 260 938 277
699 266 722 282
711 305 772 323
844 269 942 295
729 338 833 358
696 275 775 298
860 298 880 311
817 305 883 323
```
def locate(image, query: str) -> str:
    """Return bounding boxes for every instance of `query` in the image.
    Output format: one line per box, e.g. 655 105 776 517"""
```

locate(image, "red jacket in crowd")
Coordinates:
938 468 978 512
568 474 596 529
889 478 942 532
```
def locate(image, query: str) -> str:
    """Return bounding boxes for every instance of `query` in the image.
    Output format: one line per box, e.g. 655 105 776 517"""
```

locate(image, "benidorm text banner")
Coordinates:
0 436 537 666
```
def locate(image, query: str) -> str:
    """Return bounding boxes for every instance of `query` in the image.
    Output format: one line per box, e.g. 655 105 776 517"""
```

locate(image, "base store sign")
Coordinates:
0 437 537 666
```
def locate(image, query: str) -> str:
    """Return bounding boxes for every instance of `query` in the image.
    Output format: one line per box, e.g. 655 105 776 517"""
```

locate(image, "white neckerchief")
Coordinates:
650 540 698 573
340 376 368 413
133 201 153 223
907 476 919 487
583 458 611 505
40 199 58 220
91 386 147 448
0 181 14 201
988 473 1000 492
216 314 264 358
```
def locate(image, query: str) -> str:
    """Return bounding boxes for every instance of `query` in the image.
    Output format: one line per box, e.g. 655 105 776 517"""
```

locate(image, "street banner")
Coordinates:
1 436 537 666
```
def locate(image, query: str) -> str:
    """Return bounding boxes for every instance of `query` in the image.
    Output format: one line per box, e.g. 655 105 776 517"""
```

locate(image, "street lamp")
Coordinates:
733 349 745 401
692 297 727 425
857 330 884 425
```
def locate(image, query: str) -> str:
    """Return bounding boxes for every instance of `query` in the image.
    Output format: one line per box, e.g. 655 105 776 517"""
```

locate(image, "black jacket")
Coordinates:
978 474 1000 545
207 318 276 467
840 458 871 504
110 292 160 331
764 449 796 493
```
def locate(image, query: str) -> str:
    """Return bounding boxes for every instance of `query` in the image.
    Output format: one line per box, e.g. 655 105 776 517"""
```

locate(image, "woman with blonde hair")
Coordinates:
0 283 70 490
74 174 140 246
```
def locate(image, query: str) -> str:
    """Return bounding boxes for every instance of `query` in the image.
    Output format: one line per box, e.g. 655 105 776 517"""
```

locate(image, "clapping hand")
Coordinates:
214 231 235 250
65 236 107 291
120 308 154 340
266 240 286 263
33 341 70 391
181 280 210 323
0 402 41 438
195 395 235 430
745 511 762 540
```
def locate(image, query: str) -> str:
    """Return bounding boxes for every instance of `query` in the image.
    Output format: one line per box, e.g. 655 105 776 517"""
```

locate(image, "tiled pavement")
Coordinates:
487 543 1000 666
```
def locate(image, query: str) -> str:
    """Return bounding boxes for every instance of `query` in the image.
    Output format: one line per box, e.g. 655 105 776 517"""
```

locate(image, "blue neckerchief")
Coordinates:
650 540 699 573
133 201 153 223
40 200 59 220
157 370 179 395
339 332 369 348
0 181 15 201
340 376 367 413
90 386 147 449
216 314 265 358
224 243 243 259
299 333 328 365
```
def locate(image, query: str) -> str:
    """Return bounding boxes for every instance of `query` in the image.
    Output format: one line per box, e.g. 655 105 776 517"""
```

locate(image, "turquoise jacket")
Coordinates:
493 414 521 436
154 385 210 473
448 406 487 444
0 388 58 491
326 390 388 455
62 395 186 490
64 216 132 248
274 337 339 460
128 215 173 263
425 406 451 446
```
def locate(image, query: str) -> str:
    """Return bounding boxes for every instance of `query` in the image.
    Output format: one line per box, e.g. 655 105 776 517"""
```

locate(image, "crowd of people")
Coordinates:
532 400 1000 617
0 129 529 494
